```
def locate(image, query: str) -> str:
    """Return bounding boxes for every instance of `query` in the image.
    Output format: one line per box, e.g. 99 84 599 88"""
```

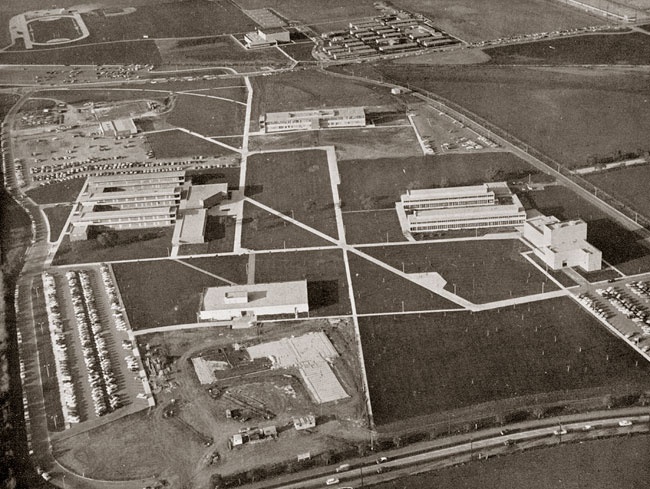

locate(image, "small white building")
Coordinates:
244 27 290 48
259 107 366 133
199 280 309 321
523 216 602 272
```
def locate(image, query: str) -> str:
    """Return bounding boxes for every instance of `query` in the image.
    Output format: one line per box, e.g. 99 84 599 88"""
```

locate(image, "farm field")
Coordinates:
339 153 539 211
362 239 557 304
485 32 650 65
43 205 72 242
392 0 604 42
249 126 421 161
112 258 236 329
254 249 351 317
373 436 650 489
520 185 650 275
250 70 401 131
343 210 407 245
245 149 339 239
26 178 85 204
145 129 237 159
52 227 174 265
81 1 257 43
166 94 246 138
156 37 290 68
360 297 650 426
374 64 650 168
586 166 650 221
242 202 332 250
0 40 162 65
348 252 459 314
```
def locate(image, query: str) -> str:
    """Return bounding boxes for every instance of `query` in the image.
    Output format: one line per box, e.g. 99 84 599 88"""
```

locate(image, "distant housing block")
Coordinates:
199 280 309 321
396 182 527 234
259 107 366 133
523 216 602 272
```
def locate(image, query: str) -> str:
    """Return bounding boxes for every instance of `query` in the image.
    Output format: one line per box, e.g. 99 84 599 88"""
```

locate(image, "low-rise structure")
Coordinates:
199 280 309 321
99 117 137 138
244 27 290 48
523 216 602 272
259 107 366 133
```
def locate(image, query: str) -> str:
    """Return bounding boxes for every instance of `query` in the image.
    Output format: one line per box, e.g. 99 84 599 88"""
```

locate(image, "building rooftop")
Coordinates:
72 206 175 224
112 117 137 134
81 186 181 203
173 209 206 243
409 199 524 223
181 183 227 210
264 106 365 122
202 280 309 313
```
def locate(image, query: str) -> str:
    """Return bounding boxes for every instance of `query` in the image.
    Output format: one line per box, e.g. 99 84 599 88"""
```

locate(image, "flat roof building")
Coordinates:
396 182 527 235
244 27 290 48
99 118 137 138
199 280 309 321
523 215 602 272
259 107 366 133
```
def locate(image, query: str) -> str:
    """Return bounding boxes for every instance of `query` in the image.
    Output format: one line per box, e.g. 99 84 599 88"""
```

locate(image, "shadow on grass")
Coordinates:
307 280 339 309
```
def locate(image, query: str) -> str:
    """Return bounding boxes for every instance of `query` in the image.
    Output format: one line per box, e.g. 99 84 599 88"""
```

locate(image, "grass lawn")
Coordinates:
343 210 407 245
249 126 421 161
360 297 650 426
29 17 80 43
53 409 206 481
348 252 459 314
520 185 650 275
254 249 351 317
241 201 332 250
178 215 235 255
43 205 72 242
26 178 85 204
362 239 558 304
0 40 162 65
166 94 246 137
233 0 378 25
339 152 539 211
52 227 173 266
181 255 249 284
145 129 236 158
373 65 650 168
485 32 650 65
32 88 169 105
245 149 339 239
279 42 316 62
113 259 235 329
586 166 650 221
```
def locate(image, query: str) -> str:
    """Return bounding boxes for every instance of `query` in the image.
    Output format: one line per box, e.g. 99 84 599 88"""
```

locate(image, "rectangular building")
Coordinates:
401 183 504 211
259 107 366 133
405 202 527 233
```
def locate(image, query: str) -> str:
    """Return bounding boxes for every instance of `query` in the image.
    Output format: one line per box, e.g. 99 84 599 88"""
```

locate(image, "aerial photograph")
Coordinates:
2 0 650 488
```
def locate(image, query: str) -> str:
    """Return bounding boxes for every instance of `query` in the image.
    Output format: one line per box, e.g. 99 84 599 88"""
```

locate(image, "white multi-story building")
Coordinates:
259 107 366 133
523 215 602 272
396 182 527 234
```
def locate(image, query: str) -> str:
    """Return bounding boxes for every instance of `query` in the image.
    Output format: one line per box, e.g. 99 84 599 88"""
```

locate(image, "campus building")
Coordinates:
171 183 228 246
99 118 137 138
523 216 602 272
396 182 527 234
259 107 366 133
244 27 290 48
199 280 309 321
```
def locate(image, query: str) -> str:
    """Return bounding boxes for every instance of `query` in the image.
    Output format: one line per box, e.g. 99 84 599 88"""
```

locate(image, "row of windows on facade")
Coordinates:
411 217 525 231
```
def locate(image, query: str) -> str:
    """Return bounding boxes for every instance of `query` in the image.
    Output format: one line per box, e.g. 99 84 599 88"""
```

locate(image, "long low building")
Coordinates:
397 182 527 234
259 107 366 133
199 280 309 321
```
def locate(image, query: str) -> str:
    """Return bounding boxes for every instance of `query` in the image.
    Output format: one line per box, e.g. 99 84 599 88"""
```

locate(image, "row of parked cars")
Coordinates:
100 264 127 331
576 293 609 321
42 272 81 425
66 270 121 417
626 281 650 300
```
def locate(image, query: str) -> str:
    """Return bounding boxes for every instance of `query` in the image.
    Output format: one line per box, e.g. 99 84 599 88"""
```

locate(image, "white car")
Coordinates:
325 478 339 486
618 420 633 427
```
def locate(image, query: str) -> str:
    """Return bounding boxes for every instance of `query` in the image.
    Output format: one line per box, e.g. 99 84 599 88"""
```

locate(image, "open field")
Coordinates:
374 436 650 489
348 252 459 314
245 149 338 239
181 256 248 284
233 0 379 26
279 42 316 62
374 65 650 168
0 41 162 65
254 249 351 317
363 239 558 304
113 258 243 329
360 297 650 426
485 32 650 65
392 0 604 42
43 205 72 242
343 210 407 245
52 227 173 266
520 185 650 274
81 1 257 43
250 70 401 131
339 152 539 211
156 37 290 67
29 17 80 44
145 130 236 159
586 166 650 221
242 202 332 250
31 88 169 105
26 178 85 204
249 126 421 161
166 94 246 137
